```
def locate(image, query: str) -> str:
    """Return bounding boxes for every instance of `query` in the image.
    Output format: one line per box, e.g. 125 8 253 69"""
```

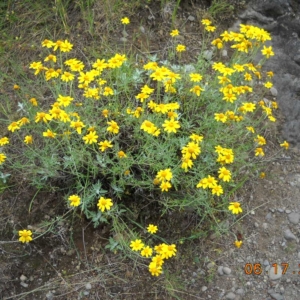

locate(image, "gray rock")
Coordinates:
20 282 28 288
266 212 272 221
187 15 195 22
201 286 208 292
287 212 300 224
263 260 270 266
236 288 245 295
283 229 297 240
217 266 224 275
269 265 282 280
85 283 92 290
46 291 54 300
262 223 269 230
223 267 232 275
225 292 236 299
222 50 228 57
270 87 278 96
20 275 27 281
269 292 284 300
285 209 291 214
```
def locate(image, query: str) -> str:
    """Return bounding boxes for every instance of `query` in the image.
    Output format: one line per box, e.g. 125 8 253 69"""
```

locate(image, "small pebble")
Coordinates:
201 286 208 292
283 229 297 240
20 275 27 282
288 212 300 224
225 291 236 299
223 267 232 275
285 209 291 214
85 283 92 290
20 282 28 288
218 266 224 275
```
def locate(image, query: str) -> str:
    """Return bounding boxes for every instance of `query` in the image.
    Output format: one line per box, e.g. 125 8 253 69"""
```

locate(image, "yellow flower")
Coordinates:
205 25 216 32
255 147 265 157
162 119 180 133
189 133 203 143
266 71 274 77
141 246 153 258
156 168 172 182
160 181 172 192
8 122 20 132
0 137 9 146
181 142 201 160
121 17 130 24
170 29 179 37
13 84 20 90
102 109 109 118
97 197 113 212
161 244 177 259
68 195 81 207
228 202 242 214
176 44 186 52
141 120 156 134
118 151 127 158
17 117 29 126
42 39 54 48
211 38 223 49
107 120 119 134
261 46 274 59
0 153 6 165
234 240 243 248
189 73 203 82
255 135 266 146
57 95 73 107
124 170 130 176
44 54 57 62
211 185 223 196
70 120 85 134
98 140 113 152
60 40 73 52
214 113 227 123
151 255 164 267
190 85 204 96
103 87 114 96
149 262 162 276
260 172 266 179
18 230 33 243
181 156 193 172
83 131 98 144
218 167 231 182
201 19 211 26
280 141 289 150
264 81 273 88
24 135 33 144
35 112 52 123
130 239 144 251
61 72 74 82
29 98 38 106
43 129 56 138
147 224 158 234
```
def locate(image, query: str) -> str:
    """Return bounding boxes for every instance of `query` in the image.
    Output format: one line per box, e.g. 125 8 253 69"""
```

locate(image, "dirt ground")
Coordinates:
1 1 299 299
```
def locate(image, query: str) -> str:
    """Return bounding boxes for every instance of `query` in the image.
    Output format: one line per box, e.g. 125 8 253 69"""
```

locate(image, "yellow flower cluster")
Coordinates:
155 168 173 192
130 225 177 276
181 134 203 172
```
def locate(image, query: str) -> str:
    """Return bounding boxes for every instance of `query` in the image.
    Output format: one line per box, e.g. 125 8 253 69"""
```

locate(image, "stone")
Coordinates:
270 87 278 96
217 266 224 275
20 275 27 281
85 283 92 290
269 265 283 280
225 292 236 299
46 291 54 300
223 267 232 275
236 288 245 295
287 212 300 224
269 292 284 300
201 286 208 292
283 229 297 240
20 282 28 288
187 15 195 22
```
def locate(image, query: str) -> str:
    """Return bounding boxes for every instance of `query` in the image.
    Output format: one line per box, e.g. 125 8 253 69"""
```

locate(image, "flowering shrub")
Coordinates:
1 19 289 260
